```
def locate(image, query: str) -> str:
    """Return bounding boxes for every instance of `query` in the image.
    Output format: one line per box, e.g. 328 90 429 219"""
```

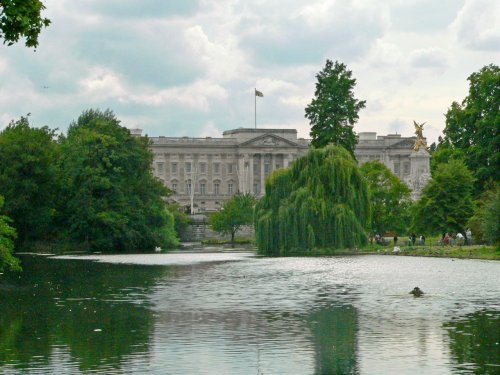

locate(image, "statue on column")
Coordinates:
413 121 428 151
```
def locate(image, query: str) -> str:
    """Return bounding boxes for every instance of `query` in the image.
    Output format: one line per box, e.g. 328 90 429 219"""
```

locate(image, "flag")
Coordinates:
255 89 264 97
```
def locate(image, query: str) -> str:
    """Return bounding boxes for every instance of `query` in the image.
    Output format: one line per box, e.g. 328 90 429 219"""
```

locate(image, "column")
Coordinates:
237 154 245 193
248 154 254 194
260 153 265 196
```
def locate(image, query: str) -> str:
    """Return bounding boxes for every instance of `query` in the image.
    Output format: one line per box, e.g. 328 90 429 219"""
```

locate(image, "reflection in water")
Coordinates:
445 310 500 374
0 255 168 373
0 253 499 374
308 305 358 375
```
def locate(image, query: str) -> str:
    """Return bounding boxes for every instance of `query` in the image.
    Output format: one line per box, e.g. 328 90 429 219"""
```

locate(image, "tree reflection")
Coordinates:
308 305 359 375
0 255 168 372
445 310 500 374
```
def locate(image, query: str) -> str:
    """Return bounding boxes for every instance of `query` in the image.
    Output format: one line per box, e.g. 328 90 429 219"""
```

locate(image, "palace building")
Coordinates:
136 127 430 212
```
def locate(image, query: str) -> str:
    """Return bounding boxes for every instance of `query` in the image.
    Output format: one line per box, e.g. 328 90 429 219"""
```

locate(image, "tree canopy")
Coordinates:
57 109 178 252
0 116 60 244
0 195 20 271
210 193 255 246
441 64 499 194
359 160 412 235
413 159 475 236
255 145 370 255
0 0 50 48
305 60 366 156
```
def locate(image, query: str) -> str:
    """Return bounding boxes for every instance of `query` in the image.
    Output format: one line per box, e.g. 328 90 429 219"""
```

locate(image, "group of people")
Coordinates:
391 233 425 246
442 228 472 246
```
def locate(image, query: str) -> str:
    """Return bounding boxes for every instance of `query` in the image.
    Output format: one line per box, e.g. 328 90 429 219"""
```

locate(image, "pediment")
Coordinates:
239 134 298 147
391 139 417 149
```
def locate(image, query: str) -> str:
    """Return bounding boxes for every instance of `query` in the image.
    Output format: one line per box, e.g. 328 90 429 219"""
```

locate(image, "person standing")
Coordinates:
394 234 398 246
411 233 416 246
466 228 472 245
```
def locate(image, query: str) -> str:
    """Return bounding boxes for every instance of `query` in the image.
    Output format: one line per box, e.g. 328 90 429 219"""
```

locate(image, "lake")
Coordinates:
0 252 499 374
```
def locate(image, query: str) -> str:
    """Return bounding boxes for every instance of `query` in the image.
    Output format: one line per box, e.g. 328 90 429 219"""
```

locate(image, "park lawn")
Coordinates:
361 243 500 261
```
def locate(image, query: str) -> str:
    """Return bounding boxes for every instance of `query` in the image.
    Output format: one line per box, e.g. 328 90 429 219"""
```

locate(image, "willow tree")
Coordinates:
255 145 370 255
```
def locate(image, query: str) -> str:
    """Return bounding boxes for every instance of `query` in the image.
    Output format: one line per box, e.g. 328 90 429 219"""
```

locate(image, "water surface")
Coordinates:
0 253 499 374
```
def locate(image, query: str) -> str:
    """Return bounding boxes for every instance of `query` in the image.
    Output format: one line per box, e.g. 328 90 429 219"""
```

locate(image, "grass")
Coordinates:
359 242 500 260
201 237 255 245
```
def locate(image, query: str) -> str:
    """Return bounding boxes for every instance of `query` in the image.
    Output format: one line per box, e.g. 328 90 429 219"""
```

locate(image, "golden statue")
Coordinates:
413 121 428 151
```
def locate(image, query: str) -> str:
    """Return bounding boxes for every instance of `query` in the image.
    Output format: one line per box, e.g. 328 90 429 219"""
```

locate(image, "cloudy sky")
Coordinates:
0 0 498 144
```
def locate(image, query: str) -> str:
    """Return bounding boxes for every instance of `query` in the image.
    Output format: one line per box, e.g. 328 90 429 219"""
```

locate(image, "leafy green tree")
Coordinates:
210 193 255 246
467 185 500 245
413 159 475 235
0 116 60 244
0 195 20 271
0 0 50 48
441 64 499 194
255 145 370 255
359 160 412 235
58 109 178 252
305 59 366 156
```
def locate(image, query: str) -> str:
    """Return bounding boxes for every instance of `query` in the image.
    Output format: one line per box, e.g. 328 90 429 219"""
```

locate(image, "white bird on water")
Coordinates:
155 246 162 253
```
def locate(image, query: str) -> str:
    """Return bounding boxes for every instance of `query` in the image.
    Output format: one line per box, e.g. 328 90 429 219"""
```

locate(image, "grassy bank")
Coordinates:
360 244 500 260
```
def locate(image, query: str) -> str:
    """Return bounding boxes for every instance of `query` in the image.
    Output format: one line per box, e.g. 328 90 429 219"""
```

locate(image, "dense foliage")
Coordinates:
440 64 499 194
412 159 475 235
305 60 366 156
359 160 412 235
0 0 50 48
0 116 59 244
210 193 255 246
57 109 178 252
467 185 500 245
255 145 370 255
0 195 20 271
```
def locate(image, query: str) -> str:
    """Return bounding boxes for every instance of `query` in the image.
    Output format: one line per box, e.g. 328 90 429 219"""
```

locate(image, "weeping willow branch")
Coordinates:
255 145 370 255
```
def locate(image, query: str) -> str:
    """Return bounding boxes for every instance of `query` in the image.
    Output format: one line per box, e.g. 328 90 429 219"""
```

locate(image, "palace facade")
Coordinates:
139 128 430 212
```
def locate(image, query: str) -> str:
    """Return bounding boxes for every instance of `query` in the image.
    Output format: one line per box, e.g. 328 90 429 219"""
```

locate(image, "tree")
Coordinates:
0 0 50 48
210 193 255 246
305 59 366 156
359 160 412 235
412 159 475 236
0 195 20 271
255 145 370 255
441 64 499 194
0 116 60 244
58 109 178 252
467 185 500 245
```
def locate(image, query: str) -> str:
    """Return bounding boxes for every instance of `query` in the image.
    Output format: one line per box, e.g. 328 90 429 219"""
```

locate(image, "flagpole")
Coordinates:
254 88 257 129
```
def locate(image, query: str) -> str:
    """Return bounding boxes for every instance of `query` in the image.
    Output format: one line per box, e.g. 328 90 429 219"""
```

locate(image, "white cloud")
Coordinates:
452 0 500 51
200 121 222 137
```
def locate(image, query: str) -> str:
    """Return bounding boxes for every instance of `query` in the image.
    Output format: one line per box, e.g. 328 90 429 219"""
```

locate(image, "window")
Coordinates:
171 163 177 174
187 180 192 195
404 162 410 175
394 162 400 174
200 162 206 174
264 163 270 174
228 182 233 195
185 162 191 173
172 183 177 192
200 182 206 195
253 183 259 195
275 164 281 170
213 163 220 174
157 162 164 174
214 182 220 195
227 163 233 174
253 163 258 174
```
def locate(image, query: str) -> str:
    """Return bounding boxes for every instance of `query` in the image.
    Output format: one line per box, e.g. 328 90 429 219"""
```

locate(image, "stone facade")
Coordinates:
139 128 430 212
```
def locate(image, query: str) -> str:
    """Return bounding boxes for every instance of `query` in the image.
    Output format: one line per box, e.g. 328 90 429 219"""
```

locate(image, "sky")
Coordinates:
0 0 499 144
